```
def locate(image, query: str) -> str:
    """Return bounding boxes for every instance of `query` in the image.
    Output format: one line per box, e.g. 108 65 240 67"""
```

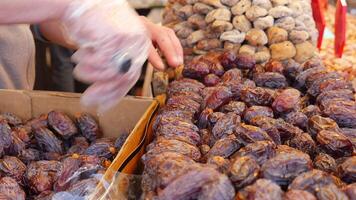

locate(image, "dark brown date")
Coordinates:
220 101 246 115
323 104 356 128
183 58 210 79
203 74 221 86
0 113 22 126
212 112 240 139
272 89 300 113
144 138 201 161
220 50 238 70
229 156 259 189
261 151 312 186
207 156 230 174
287 132 316 157
221 68 243 83
156 125 201 146
308 78 352 97
167 91 203 104
338 156 356 184
235 124 272 145
34 127 64 154
254 72 288 89
7 132 26 156
316 89 354 106
167 95 201 114
265 59 284 74
75 113 101 142
26 160 62 193
237 179 283 200
12 125 32 144
275 118 303 143
0 177 25 200
307 115 340 138
197 108 213 129
284 190 316 200
243 106 274 124
235 53 256 70
284 111 308 130
157 167 235 200
315 183 349 200
207 135 241 158
289 169 335 195
48 111 77 139
153 107 195 130
343 183 356 200
18 148 41 164
0 120 13 149
84 138 116 159
232 141 276 165
316 130 353 158
282 59 303 81
301 105 321 118
167 78 205 97
200 52 225 76
26 114 48 130
295 67 326 89
67 136 89 155
340 128 356 148
305 71 341 89
208 112 225 125
203 86 233 110
313 153 337 173
0 156 26 183
249 116 281 145
241 87 275 107
54 157 81 192
302 57 324 70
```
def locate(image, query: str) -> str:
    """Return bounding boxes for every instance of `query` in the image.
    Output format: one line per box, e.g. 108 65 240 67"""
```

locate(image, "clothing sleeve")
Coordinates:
30 24 49 43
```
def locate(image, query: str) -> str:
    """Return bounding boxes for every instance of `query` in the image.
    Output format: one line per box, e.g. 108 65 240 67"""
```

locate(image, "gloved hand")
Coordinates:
61 0 151 112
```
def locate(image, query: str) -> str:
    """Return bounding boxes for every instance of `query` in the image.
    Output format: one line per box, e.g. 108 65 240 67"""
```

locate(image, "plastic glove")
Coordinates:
61 0 151 112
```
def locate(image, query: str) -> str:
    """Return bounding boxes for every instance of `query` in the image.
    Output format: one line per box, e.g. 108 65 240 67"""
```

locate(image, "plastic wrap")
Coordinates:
62 0 151 112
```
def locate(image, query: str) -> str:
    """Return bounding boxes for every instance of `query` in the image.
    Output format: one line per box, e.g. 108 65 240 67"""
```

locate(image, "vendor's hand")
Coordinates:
140 17 183 70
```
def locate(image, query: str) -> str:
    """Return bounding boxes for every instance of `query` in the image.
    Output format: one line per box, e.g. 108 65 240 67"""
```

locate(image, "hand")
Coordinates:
140 17 183 70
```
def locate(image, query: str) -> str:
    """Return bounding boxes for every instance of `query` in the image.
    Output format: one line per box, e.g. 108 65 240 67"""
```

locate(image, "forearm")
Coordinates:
0 0 70 24
38 21 77 49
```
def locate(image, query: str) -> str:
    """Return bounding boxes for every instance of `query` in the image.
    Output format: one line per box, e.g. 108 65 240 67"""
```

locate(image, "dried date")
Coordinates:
241 87 274 106
265 59 284 74
220 50 238 70
203 86 233 110
207 135 241 158
167 95 201 114
323 104 356 128
287 132 316 157
340 128 356 148
316 89 354 106
243 106 274 124
237 179 283 200
221 68 243 83
307 115 340 138
282 59 303 81
232 141 276 165
25 114 48 130
229 156 259 189
220 101 246 115
207 156 230 174
7 133 26 156
203 74 221 86
0 156 26 183
295 67 326 89
316 130 353 158
235 53 256 70
301 105 321 118
34 127 64 154
235 124 273 145
84 138 116 159
338 156 356 184
54 157 81 192
167 78 204 97
18 148 41 164
198 108 213 129
12 125 32 144
249 116 281 145
284 190 316 200
254 72 288 89
0 177 25 200
315 183 349 200
26 160 62 193
48 111 77 139
275 119 303 143
65 177 99 197
212 112 240 139
343 183 356 200
75 113 101 142
183 58 210 79
0 120 13 149
67 136 89 154
307 78 352 97
313 153 337 174
284 111 308 130
261 151 312 186
0 113 22 126
272 88 300 113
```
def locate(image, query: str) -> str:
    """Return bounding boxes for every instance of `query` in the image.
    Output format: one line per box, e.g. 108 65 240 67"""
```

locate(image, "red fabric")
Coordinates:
311 0 326 49
334 0 347 58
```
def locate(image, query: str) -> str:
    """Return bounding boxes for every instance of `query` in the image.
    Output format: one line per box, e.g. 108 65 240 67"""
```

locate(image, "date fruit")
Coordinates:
316 130 353 158
313 153 337 174
34 128 64 154
237 179 283 200
284 190 316 200
243 106 274 124
0 177 25 200
0 156 26 183
48 111 77 139
75 113 101 142
337 156 356 184
229 156 259 189
232 141 276 165
272 89 300 113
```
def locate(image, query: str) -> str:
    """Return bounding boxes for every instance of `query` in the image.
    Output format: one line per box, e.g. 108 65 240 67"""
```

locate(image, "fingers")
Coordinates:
149 25 183 68
148 44 165 71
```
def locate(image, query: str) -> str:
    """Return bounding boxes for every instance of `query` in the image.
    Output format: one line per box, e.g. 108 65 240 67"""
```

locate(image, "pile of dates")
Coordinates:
141 51 356 200
0 111 128 200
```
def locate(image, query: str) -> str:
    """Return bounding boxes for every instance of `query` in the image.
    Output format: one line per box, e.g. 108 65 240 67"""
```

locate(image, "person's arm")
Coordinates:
38 21 77 49
0 0 70 24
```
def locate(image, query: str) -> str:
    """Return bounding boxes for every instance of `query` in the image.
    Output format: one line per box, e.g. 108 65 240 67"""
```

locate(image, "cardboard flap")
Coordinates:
0 90 32 119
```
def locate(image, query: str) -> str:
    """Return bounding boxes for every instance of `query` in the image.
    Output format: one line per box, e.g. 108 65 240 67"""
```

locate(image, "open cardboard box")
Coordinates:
0 89 159 198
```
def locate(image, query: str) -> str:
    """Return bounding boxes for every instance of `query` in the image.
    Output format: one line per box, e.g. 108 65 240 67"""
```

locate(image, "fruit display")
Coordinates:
141 50 356 199
0 111 128 199
163 0 318 64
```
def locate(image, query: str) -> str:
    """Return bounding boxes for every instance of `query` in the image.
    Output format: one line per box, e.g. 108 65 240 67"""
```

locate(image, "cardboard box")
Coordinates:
0 89 159 198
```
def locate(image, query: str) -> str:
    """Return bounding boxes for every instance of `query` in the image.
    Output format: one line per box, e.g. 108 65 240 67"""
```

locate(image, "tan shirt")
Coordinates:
0 25 35 89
